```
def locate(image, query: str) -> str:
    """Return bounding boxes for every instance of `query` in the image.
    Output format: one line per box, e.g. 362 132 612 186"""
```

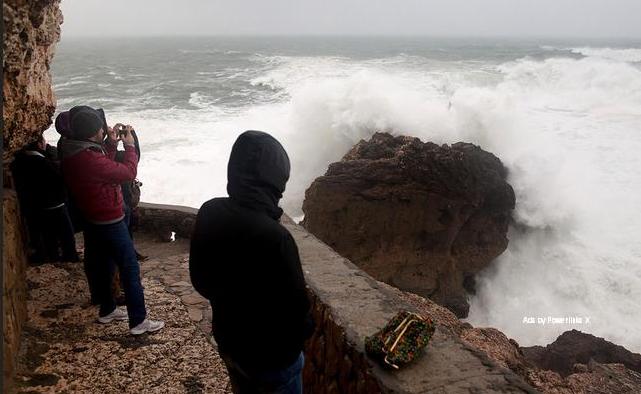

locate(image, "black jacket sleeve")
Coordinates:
279 231 315 340
189 206 213 300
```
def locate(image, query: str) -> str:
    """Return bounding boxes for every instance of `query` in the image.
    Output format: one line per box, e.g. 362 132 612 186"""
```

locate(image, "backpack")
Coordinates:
130 179 142 208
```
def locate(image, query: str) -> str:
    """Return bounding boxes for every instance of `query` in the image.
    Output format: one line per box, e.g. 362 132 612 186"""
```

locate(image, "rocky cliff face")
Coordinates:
2 0 63 387
2 191 29 387
302 132 515 317
3 0 62 162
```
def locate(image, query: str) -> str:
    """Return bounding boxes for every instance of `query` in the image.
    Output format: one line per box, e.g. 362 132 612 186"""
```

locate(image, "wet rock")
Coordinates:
302 132 515 317
521 329 641 377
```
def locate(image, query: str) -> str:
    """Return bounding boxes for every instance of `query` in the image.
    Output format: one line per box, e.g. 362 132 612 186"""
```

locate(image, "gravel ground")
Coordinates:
14 263 231 393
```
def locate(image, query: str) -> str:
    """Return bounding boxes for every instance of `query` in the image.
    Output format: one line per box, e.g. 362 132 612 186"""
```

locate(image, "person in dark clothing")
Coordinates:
11 135 79 263
190 130 313 394
55 110 86 233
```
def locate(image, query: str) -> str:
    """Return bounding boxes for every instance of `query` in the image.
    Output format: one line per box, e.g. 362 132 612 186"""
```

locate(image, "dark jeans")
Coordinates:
84 205 132 305
26 206 78 263
83 219 146 328
220 352 304 394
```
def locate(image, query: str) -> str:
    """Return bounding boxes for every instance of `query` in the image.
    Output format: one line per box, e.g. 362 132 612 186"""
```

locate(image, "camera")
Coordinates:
118 125 129 137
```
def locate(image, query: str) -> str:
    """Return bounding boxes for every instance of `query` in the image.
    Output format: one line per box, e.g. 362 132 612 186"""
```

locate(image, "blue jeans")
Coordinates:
221 352 304 394
84 219 146 328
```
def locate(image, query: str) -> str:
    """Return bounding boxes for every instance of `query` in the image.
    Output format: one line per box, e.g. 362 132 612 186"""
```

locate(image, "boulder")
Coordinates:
521 329 641 377
302 132 515 317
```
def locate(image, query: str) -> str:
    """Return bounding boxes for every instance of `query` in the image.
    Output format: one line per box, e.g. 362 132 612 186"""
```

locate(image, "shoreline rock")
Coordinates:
302 132 515 317
521 329 641 377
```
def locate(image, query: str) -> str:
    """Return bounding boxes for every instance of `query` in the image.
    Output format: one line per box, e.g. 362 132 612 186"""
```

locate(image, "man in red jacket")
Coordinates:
60 105 164 335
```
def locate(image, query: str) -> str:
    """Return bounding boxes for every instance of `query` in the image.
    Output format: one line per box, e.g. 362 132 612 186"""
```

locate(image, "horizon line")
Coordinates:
59 33 641 41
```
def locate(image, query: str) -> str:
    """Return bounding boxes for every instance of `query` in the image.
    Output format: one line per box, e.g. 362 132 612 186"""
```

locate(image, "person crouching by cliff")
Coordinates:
11 134 80 264
190 130 313 393
59 105 164 335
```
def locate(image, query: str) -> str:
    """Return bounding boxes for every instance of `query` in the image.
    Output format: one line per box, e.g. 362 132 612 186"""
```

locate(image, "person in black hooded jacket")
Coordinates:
190 130 313 393
11 134 79 263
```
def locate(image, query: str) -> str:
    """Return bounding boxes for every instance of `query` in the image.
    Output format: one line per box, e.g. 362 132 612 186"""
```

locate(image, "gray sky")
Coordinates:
60 0 641 38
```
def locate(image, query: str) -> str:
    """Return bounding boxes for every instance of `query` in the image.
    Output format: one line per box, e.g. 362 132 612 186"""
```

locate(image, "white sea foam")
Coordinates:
569 47 641 62
188 91 218 109
47 49 641 352
54 80 87 89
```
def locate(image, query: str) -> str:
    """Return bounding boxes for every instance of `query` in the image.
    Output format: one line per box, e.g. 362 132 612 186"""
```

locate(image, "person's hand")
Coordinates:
122 125 136 146
106 124 119 142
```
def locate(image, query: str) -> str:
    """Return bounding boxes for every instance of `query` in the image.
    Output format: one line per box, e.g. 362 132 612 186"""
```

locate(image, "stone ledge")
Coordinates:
137 202 199 239
285 220 536 393
137 202 537 393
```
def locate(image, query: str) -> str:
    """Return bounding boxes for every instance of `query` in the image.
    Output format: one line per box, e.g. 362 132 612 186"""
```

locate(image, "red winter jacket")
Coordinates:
60 138 138 224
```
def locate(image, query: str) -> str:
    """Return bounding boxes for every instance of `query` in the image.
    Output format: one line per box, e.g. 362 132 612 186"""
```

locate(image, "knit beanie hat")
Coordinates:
54 111 72 137
69 106 104 140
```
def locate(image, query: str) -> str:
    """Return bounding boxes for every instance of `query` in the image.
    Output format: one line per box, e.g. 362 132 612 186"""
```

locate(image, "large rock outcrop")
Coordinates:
302 132 515 317
3 0 62 387
3 0 62 162
521 329 641 377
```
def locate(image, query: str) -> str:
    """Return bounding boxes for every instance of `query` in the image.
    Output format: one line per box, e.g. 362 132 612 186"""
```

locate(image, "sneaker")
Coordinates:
130 319 165 335
97 307 128 324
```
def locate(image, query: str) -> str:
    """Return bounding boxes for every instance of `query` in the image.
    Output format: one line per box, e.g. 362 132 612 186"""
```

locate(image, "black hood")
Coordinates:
227 130 290 220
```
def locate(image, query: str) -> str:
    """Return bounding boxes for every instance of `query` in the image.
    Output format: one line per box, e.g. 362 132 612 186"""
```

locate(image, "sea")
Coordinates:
45 36 641 352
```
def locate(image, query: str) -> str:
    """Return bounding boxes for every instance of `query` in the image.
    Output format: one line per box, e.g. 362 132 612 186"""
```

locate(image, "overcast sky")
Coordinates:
60 0 641 39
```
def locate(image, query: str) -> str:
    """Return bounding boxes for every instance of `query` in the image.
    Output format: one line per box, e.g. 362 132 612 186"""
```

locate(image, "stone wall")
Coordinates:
2 190 29 389
137 202 199 239
137 203 536 393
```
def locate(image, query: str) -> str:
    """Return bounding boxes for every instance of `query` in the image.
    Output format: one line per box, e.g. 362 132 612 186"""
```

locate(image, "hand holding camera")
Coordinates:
114 123 136 146
106 125 118 142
